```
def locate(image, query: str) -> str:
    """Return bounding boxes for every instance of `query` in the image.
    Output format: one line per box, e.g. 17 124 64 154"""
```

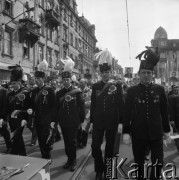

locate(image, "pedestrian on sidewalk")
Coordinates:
123 47 171 180
56 57 85 172
90 49 124 180
30 60 56 161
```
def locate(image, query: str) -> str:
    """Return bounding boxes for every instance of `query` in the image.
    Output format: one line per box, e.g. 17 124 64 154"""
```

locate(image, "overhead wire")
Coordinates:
125 0 131 66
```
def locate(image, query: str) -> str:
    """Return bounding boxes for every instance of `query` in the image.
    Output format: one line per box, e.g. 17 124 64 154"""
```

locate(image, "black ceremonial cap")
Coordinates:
136 46 160 71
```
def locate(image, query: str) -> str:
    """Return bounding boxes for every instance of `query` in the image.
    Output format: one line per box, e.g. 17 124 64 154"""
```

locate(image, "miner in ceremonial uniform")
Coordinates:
123 47 171 180
90 49 124 180
6 65 31 156
0 85 11 152
56 57 85 172
30 60 56 160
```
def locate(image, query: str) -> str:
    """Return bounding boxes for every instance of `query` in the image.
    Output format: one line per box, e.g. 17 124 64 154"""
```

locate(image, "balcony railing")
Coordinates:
45 9 60 28
19 18 41 47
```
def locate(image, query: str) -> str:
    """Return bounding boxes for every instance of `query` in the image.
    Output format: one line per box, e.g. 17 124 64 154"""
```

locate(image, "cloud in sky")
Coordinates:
76 0 179 72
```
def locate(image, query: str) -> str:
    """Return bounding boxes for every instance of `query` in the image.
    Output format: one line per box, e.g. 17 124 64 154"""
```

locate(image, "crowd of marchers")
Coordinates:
0 47 179 180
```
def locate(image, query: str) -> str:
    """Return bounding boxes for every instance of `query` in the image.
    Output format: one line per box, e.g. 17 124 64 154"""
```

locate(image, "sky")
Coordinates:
76 0 179 73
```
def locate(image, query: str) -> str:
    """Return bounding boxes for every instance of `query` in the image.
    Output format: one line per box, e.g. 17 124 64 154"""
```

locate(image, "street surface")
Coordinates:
1 128 179 179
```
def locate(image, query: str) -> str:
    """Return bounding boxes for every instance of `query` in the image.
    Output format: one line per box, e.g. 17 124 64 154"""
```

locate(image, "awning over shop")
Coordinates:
0 62 31 74
0 62 9 70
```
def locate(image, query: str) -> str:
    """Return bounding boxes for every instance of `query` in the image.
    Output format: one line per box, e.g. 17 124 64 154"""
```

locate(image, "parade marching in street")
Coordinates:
1 1 179 180
0 47 179 180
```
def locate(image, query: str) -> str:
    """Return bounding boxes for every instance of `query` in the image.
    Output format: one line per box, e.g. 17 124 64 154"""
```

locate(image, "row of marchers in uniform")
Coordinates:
0 58 93 172
0 47 173 180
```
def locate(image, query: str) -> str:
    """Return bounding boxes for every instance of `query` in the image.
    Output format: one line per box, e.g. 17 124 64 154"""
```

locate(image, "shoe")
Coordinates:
63 161 71 169
95 172 103 180
69 163 76 172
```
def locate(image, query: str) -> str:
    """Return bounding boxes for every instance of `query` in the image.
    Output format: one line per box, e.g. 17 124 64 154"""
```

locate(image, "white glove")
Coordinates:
0 119 3 128
163 132 172 147
21 119 27 127
50 122 55 129
89 123 93 133
27 109 33 115
118 123 123 134
123 134 131 145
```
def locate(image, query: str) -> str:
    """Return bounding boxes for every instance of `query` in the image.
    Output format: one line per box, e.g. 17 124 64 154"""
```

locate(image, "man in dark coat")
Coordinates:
90 49 124 180
123 47 171 180
6 65 31 156
30 60 56 160
0 86 11 152
56 57 85 172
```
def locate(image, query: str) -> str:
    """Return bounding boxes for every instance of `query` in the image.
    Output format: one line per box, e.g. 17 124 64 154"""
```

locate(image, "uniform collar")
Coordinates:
139 82 152 88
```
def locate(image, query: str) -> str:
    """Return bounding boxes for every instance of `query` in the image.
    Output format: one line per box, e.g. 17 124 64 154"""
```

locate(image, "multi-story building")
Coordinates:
60 0 97 79
0 0 97 83
151 26 179 85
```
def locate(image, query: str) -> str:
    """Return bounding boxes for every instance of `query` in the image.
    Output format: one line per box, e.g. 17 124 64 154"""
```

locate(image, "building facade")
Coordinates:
0 0 97 83
151 26 179 86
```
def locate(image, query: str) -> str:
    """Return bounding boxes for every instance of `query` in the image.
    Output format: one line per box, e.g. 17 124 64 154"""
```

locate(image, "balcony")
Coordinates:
18 18 41 47
45 9 60 28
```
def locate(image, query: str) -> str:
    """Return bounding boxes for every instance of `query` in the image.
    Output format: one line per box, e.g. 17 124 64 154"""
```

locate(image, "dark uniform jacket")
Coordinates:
168 95 179 130
90 80 124 129
6 88 31 131
0 87 8 120
123 83 170 140
56 86 85 128
30 85 56 125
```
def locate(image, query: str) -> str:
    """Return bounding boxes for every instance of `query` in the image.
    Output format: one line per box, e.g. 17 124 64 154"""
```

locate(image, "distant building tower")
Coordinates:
151 26 179 86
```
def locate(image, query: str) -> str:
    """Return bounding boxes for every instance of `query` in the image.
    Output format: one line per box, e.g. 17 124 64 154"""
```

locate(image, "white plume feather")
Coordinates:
63 56 75 72
94 49 113 65
71 74 77 82
38 59 48 72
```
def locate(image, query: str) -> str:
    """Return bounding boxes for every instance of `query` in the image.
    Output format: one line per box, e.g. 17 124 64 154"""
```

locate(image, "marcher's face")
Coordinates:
11 81 20 91
101 70 111 82
51 81 57 90
63 78 71 88
139 69 153 84
79 80 86 89
173 88 179 95
8 85 13 92
172 72 176 77
35 77 44 87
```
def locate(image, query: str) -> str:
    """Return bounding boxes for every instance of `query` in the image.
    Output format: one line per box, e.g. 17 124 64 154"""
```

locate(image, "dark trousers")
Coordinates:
61 126 78 163
11 127 26 156
91 127 117 174
113 132 121 155
27 116 37 145
36 124 51 159
0 125 11 150
77 126 88 147
132 137 163 180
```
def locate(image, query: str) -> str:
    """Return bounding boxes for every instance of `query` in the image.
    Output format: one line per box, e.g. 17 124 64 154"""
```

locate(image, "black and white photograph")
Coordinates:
0 0 179 179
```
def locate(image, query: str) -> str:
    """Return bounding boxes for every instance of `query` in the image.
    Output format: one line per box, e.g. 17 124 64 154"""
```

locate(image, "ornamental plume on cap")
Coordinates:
136 46 160 71
95 49 113 65
63 56 75 72
37 59 48 72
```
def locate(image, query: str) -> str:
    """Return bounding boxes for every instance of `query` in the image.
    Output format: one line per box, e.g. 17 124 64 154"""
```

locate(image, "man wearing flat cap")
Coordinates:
30 60 56 161
90 49 124 180
55 57 85 172
123 47 171 180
